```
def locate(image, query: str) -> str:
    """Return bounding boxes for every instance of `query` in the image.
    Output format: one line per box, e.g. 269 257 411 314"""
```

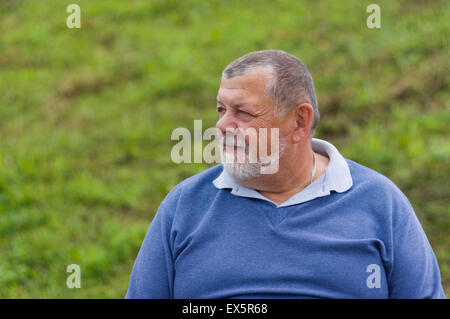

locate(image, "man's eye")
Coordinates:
217 107 225 113
239 110 253 117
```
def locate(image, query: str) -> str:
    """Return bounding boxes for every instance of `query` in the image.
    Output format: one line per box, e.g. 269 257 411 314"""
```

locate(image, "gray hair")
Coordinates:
222 50 320 136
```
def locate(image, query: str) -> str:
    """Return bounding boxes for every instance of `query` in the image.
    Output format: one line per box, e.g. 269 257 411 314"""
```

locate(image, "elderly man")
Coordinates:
126 50 445 299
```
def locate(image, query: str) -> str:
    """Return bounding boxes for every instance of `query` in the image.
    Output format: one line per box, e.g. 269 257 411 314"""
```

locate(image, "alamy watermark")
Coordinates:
66 4 81 29
65 4 380 30
366 4 381 29
66 264 81 288
171 120 282 175
366 264 381 288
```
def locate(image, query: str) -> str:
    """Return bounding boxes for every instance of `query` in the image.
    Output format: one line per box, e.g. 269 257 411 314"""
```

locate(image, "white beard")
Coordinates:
221 153 262 180
220 133 287 180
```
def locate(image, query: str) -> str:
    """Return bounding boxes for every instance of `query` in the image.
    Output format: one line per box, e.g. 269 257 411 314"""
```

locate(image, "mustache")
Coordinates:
221 133 247 148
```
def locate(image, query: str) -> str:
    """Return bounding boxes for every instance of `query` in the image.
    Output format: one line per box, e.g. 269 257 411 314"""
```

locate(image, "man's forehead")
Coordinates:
217 71 272 106
216 89 264 110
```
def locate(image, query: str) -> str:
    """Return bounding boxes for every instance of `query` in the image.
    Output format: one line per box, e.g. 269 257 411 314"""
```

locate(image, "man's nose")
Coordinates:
216 112 238 134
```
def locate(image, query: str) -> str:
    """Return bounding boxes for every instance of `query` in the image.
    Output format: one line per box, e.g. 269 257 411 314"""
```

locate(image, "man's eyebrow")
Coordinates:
216 98 248 109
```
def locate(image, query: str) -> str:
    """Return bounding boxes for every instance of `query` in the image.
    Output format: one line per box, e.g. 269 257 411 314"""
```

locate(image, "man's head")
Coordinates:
216 50 319 180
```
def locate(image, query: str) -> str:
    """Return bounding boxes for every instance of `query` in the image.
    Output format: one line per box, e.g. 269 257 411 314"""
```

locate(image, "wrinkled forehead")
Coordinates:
217 70 273 107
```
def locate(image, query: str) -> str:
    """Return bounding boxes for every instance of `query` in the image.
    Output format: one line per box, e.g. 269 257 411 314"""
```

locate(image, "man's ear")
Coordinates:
291 103 314 143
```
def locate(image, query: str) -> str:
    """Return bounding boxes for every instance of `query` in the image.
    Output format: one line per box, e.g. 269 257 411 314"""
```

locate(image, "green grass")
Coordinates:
0 0 448 298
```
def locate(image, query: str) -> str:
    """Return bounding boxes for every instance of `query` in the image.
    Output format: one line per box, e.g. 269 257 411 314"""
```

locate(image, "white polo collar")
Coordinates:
212 138 353 208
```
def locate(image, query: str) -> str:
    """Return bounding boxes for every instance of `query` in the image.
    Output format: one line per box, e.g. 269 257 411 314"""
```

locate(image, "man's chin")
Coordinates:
222 162 262 181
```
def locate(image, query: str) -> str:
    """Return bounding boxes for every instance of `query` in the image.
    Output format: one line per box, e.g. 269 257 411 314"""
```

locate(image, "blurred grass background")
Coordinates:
0 0 448 298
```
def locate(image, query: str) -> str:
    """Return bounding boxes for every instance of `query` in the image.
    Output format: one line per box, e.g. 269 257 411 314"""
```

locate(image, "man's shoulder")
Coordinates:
345 159 396 187
176 164 223 191
161 164 223 207
346 158 405 193
345 158 413 212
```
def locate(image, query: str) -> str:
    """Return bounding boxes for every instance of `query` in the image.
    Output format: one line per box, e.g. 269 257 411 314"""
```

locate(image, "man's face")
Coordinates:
215 70 289 179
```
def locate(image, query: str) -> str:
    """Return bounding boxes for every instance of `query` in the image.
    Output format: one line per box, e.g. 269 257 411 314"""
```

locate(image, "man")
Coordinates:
126 50 445 298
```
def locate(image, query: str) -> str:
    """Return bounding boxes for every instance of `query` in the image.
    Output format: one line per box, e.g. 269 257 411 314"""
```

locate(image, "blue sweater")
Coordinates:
125 161 445 298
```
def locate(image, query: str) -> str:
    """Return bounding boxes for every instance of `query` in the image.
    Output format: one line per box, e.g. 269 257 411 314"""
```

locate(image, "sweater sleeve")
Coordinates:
125 202 175 299
388 192 446 299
